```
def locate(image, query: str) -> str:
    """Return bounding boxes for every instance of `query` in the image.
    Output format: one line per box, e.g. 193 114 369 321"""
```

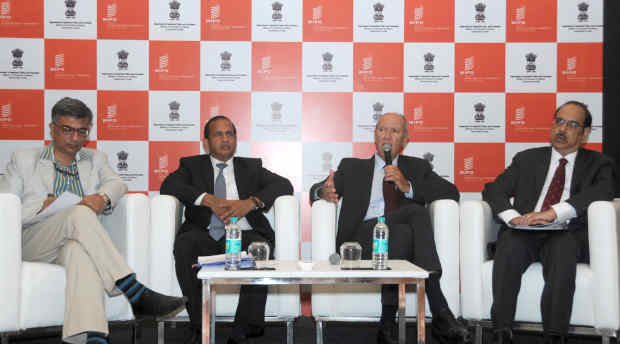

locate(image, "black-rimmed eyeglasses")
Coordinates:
53 123 90 137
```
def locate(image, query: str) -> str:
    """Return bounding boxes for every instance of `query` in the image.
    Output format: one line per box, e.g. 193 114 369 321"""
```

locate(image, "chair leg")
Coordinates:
286 320 294 344
600 335 610 344
157 321 165 344
316 319 324 344
1 334 8 344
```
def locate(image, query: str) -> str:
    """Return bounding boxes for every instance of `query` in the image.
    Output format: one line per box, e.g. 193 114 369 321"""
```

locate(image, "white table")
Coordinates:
197 260 429 344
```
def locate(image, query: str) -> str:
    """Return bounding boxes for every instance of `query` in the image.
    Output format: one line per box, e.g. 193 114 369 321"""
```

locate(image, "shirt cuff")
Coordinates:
404 181 414 199
499 209 521 225
551 202 576 224
195 192 206 206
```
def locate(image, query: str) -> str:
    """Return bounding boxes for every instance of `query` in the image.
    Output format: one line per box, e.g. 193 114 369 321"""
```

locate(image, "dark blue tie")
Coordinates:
208 163 227 241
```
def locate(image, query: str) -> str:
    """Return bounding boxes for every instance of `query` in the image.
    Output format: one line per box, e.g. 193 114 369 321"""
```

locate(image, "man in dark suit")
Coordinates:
482 101 616 344
310 113 470 344
160 116 294 344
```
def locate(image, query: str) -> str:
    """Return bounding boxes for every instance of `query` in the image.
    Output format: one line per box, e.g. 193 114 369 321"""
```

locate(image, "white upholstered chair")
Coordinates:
460 199 620 344
310 199 461 344
0 193 151 344
148 194 301 344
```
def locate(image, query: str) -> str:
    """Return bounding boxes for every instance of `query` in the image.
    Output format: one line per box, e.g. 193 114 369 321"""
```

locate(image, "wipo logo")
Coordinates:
359 56 373 75
511 106 525 125
563 56 577 75
460 157 474 175
512 6 525 24
206 4 220 23
308 5 322 24
103 3 117 22
257 56 272 74
412 106 423 125
209 105 219 117
460 56 474 75
0 1 10 19
155 54 169 73
0 103 11 122
103 104 117 123
409 5 423 24
50 54 65 72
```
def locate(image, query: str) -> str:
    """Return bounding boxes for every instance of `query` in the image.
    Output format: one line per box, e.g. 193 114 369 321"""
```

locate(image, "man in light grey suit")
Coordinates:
0 97 185 344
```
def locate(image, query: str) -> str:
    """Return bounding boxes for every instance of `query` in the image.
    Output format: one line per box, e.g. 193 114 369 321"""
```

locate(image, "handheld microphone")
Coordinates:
382 144 392 165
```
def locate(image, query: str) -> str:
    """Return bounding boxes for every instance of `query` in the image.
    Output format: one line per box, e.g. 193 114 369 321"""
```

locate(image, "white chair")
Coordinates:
311 199 461 344
460 199 620 344
149 194 301 344
0 193 151 344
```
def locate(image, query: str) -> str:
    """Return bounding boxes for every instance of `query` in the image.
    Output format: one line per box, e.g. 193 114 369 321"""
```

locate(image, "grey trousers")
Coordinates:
21 205 133 342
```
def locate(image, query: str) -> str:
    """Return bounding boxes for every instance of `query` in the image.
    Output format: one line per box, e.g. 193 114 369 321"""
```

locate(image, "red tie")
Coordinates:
541 158 568 212
383 179 402 215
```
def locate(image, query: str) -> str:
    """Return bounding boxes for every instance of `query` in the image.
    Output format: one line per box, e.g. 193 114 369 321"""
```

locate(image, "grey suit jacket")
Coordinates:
0 146 128 226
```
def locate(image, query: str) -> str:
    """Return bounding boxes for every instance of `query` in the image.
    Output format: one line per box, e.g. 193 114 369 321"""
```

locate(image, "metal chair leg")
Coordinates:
316 319 324 344
601 335 610 344
286 320 294 344
475 324 483 344
157 321 165 344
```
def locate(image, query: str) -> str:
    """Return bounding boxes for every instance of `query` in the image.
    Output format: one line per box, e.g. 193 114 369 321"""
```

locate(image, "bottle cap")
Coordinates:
378 216 385 223
230 217 238 223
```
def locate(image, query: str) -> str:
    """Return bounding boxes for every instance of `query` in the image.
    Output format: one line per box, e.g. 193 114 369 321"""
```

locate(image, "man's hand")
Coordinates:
201 194 229 220
384 165 410 193
38 194 57 214
319 170 339 204
79 194 106 215
509 209 557 226
218 199 255 223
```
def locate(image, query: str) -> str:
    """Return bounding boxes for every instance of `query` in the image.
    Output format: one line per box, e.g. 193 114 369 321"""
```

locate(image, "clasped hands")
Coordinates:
319 166 410 204
201 194 255 224
509 208 557 226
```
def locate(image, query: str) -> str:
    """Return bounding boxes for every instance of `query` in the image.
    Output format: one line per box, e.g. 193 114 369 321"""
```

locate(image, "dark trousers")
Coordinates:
351 203 449 315
173 224 274 334
491 228 587 335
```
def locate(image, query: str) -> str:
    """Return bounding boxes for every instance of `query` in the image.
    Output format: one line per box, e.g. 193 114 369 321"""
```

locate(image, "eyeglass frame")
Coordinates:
52 122 91 137
552 116 584 130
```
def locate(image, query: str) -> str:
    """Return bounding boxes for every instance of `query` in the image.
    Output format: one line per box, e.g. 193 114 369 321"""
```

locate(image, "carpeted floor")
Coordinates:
5 318 615 344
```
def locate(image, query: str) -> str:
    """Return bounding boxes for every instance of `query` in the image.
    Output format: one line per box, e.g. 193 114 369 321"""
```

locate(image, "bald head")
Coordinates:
374 112 409 160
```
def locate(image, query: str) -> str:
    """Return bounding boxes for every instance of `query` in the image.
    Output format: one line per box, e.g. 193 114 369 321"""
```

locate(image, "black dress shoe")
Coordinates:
431 308 472 343
246 324 265 338
182 327 200 344
492 328 513 344
376 320 398 344
131 289 187 320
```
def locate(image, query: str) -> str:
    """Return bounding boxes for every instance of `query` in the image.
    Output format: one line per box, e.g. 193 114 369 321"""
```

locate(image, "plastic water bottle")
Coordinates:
372 216 389 270
225 217 241 270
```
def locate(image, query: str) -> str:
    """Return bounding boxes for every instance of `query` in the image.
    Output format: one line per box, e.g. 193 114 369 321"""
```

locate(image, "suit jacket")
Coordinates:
482 146 616 232
0 146 128 226
310 155 460 248
160 154 293 241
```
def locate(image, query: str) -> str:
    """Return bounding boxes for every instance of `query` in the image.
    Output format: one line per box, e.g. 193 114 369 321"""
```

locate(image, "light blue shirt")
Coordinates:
363 153 414 221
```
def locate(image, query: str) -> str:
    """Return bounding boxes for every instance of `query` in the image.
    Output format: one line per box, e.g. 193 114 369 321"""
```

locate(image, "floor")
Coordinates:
5 318 615 344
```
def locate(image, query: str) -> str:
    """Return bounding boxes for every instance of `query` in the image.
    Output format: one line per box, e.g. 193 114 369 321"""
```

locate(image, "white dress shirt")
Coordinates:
363 153 414 221
499 148 577 225
194 156 252 230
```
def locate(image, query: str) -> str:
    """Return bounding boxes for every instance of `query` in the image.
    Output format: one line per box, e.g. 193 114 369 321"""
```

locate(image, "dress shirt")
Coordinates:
499 147 577 225
363 153 414 221
194 156 252 230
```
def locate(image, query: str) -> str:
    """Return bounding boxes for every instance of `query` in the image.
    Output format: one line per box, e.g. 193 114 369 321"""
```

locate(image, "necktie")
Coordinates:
541 158 568 212
383 166 402 215
209 163 227 241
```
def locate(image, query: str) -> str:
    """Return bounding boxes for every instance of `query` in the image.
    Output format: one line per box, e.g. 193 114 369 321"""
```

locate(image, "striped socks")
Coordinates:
115 273 147 304
86 332 108 344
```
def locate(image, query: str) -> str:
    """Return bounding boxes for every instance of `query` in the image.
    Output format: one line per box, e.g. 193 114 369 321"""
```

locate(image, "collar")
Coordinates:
40 144 92 163
209 155 233 170
374 152 400 169
550 147 577 166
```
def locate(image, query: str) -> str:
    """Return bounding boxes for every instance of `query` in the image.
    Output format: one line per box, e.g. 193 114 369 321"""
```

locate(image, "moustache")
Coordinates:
555 132 568 142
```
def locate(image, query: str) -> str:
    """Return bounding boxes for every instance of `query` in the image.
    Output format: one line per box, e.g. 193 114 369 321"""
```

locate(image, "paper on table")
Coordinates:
508 222 567 231
23 192 81 227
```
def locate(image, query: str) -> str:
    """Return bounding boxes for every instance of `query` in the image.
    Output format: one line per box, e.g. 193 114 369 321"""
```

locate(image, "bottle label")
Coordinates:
373 238 388 253
226 238 242 254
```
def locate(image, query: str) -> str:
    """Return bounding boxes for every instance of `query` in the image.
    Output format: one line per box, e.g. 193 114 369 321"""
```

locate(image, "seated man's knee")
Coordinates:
65 205 99 233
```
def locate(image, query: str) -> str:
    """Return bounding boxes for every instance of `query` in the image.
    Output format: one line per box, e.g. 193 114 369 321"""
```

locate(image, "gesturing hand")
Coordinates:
319 170 339 204
383 165 410 193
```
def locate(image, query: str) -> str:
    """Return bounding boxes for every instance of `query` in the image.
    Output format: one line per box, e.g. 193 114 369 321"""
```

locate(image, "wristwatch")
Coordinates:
98 192 112 213
250 196 264 210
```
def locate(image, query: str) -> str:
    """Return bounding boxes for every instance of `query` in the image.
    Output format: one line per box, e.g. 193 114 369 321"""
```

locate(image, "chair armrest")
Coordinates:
0 193 22 331
311 200 337 260
460 200 499 319
429 199 460 316
101 193 150 284
588 199 620 330
149 195 183 295
273 195 300 260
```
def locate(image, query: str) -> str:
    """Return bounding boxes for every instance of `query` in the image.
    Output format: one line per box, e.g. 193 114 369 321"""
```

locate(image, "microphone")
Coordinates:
328 253 341 265
382 144 392 165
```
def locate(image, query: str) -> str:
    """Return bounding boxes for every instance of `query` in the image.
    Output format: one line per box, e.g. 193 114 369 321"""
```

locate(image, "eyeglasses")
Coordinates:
53 123 90 137
553 117 583 129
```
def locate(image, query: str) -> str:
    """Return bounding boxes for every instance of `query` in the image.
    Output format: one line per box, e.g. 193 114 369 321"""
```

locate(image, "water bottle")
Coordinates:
225 217 241 270
372 216 389 270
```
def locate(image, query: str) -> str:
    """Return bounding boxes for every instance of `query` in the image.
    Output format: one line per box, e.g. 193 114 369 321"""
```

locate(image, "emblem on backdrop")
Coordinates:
116 151 129 171
474 102 486 122
169 101 181 121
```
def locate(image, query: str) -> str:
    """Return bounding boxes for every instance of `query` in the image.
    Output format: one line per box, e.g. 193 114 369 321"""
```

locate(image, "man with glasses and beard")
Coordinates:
483 101 616 344
0 97 186 344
